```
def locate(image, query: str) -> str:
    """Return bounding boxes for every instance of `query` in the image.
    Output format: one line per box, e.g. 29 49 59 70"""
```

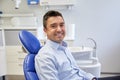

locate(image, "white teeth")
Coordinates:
56 33 62 37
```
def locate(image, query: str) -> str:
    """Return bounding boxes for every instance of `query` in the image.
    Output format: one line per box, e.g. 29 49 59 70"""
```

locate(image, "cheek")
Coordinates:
63 28 66 34
47 30 55 36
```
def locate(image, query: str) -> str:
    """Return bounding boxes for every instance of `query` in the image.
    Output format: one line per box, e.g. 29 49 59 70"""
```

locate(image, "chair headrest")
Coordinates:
19 30 41 54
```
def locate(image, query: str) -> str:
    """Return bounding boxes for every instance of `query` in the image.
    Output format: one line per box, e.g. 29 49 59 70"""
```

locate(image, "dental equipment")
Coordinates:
12 0 21 9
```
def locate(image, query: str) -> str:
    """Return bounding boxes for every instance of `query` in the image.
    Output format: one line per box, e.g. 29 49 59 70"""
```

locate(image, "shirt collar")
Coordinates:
46 39 67 50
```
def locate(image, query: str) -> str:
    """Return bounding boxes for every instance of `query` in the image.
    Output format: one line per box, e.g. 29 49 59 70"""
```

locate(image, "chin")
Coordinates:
55 39 63 43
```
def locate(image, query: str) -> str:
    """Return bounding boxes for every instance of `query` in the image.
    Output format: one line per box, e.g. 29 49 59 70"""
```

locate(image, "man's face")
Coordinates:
44 16 66 43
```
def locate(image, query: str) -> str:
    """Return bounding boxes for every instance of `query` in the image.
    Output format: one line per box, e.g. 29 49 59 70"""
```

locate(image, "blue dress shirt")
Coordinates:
35 40 95 80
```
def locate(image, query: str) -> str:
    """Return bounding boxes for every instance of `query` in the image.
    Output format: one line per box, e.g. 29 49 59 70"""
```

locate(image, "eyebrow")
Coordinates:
50 22 65 26
60 22 65 24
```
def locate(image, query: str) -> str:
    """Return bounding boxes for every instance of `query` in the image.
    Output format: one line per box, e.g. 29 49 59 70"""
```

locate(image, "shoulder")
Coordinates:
35 45 56 61
39 45 55 55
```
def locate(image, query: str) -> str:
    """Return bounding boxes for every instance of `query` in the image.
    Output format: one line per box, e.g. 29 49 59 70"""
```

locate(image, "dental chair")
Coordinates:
19 30 41 80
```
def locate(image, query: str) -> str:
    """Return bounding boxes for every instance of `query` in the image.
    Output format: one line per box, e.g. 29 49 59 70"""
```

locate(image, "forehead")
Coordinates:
47 16 64 24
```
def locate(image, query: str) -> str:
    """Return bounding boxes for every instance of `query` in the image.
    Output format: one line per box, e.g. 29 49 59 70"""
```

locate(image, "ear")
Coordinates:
43 28 47 38
43 27 46 33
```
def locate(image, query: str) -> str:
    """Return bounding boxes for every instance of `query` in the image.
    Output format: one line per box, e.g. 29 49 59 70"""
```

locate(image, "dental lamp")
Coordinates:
12 0 21 9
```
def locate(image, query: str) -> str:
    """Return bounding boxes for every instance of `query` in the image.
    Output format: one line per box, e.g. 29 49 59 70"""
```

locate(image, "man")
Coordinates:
35 10 97 80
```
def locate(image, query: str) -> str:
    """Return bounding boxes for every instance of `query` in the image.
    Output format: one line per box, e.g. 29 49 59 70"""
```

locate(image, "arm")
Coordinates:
35 53 59 80
67 48 97 80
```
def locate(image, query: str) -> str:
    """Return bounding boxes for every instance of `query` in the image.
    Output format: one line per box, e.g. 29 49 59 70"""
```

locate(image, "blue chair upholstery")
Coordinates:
19 30 41 80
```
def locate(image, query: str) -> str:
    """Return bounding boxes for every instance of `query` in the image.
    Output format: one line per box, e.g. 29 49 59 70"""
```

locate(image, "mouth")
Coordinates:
55 32 64 38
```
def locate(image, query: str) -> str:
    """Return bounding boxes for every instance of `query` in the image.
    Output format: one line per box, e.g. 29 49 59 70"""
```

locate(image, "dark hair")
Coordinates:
43 10 63 28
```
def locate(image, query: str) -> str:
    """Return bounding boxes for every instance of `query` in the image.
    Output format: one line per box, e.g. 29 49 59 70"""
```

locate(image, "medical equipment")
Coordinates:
28 0 39 5
12 0 21 9
69 38 101 77
19 30 41 80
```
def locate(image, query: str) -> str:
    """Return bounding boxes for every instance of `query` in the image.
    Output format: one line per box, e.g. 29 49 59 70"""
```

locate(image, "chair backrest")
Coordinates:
19 30 41 80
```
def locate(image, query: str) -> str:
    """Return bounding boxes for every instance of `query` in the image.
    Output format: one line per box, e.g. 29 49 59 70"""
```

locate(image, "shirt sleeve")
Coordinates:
66 48 96 80
78 68 96 80
35 52 59 80
85 73 96 80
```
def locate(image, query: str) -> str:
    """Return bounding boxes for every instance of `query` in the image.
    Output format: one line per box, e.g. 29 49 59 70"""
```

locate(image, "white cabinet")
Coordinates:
6 46 27 75
0 47 6 76
0 13 38 75
0 27 39 76
4 28 37 75
0 29 6 76
4 28 37 45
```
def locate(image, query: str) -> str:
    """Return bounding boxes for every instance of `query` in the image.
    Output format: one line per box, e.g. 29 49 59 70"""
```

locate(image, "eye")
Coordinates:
51 25 57 29
60 23 65 28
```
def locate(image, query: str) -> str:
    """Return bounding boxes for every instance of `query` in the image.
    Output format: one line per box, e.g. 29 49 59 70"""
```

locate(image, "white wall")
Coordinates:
1 0 120 73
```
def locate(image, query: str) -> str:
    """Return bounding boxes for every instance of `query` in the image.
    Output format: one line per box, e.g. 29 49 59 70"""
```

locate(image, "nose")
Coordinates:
56 26 62 31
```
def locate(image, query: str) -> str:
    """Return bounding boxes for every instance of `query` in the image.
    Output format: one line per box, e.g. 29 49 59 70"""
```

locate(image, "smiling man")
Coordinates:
35 10 97 80
43 13 65 43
